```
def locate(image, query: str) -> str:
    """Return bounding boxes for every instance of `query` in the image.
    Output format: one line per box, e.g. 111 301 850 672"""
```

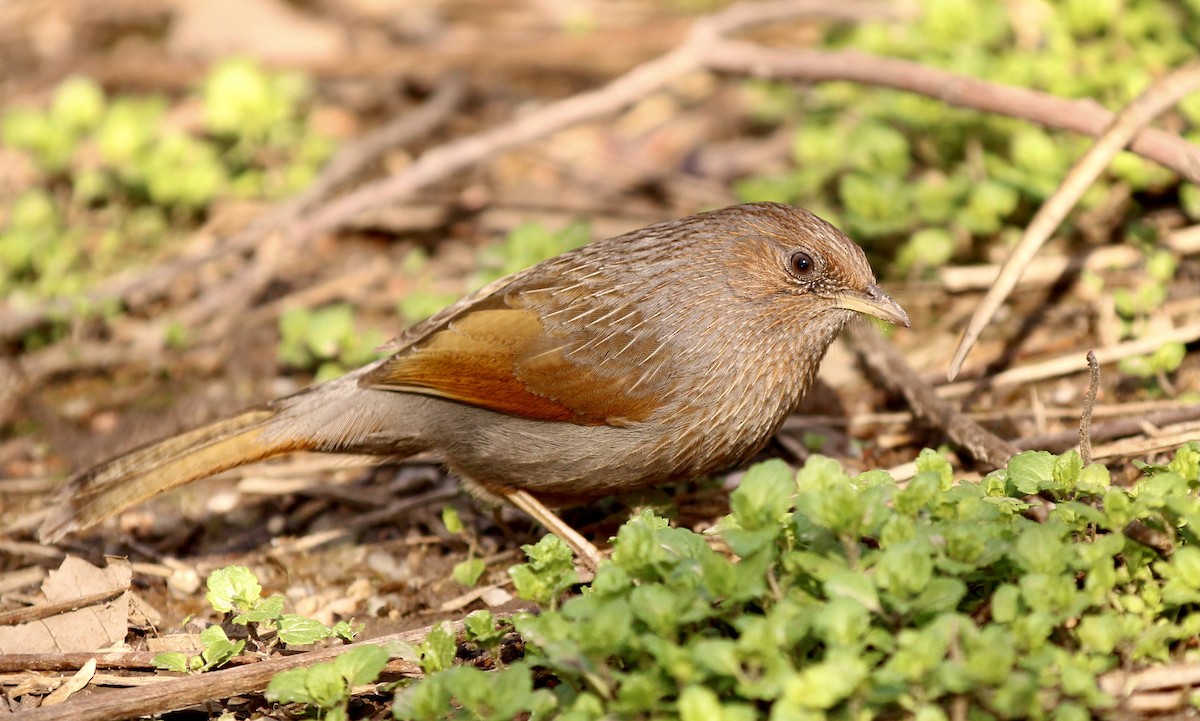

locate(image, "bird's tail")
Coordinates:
38 406 308 542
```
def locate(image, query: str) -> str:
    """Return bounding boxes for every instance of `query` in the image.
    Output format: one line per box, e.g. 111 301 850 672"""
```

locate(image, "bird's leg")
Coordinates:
501 488 604 571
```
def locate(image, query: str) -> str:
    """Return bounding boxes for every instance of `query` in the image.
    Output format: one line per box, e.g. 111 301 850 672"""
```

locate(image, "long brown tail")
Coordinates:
39 407 309 542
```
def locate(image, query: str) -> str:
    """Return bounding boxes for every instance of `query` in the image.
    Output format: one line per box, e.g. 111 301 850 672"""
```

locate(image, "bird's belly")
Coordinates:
434 401 777 502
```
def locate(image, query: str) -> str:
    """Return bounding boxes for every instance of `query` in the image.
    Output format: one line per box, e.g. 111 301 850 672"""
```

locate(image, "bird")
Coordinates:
39 202 908 566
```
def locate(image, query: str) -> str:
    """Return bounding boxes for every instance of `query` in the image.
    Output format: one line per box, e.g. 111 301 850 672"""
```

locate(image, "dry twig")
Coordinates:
703 45 1200 182
947 60 1200 378
847 322 1016 469
939 321 1200 398
1079 351 1099 465
293 0 911 241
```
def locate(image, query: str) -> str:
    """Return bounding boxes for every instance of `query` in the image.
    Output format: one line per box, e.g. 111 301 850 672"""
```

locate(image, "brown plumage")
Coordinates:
39 202 908 545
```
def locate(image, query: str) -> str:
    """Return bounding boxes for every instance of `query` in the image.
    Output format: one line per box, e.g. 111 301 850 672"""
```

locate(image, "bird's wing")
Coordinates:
360 279 674 426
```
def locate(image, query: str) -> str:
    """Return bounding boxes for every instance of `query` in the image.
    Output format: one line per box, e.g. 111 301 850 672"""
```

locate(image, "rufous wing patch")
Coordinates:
360 307 663 425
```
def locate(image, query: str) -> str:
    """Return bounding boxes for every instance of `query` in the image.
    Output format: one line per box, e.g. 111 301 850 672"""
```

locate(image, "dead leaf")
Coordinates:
41 658 96 705
0 557 131 653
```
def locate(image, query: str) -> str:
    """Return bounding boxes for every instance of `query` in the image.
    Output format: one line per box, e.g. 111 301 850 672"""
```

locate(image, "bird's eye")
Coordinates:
790 251 815 276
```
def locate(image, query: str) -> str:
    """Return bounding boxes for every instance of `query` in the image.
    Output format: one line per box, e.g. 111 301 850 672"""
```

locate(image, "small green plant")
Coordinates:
154 625 246 674
153 565 362 674
266 644 392 721
392 444 1200 719
734 0 1200 265
0 59 333 347
1119 341 1187 397
443 506 487 587
278 304 387 382
2 59 329 211
1114 246 1177 329
506 534 578 611
1105 241 1186 396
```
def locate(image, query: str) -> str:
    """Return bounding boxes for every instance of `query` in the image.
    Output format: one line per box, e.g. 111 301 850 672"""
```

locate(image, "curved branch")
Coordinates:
703 42 1200 183
294 0 909 240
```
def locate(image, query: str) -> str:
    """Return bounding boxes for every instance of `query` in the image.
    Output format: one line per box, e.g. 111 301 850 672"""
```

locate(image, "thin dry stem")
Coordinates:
939 321 1200 398
703 44 1200 182
847 322 1017 469
947 60 1200 378
1079 350 1099 464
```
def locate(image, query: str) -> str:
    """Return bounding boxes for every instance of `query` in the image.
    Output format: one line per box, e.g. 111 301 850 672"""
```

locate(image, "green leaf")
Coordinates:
1013 523 1069 574
1162 547 1200 604
393 672 452 720
915 448 954 488
795 455 874 536
1052 450 1083 491
630 584 686 637
205 566 262 614
823 570 881 613
1169 442 1200 482
913 578 966 614
895 471 941 515
452 557 486 587
1104 487 1134 527
1077 614 1123 654
331 620 363 642
963 626 1017 686
305 661 347 709
232 594 284 625
376 444 1200 718
730 459 794 531
509 535 578 608
464 610 504 646
1006 451 1056 495
882 616 956 682
152 652 190 673
277 614 335 645
266 667 312 705
419 622 457 674
847 121 912 175
678 685 723 721
442 506 464 535
991 583 1021 623
1078 464 1112 493
334 645 390 687
615 669 672 713
902 227 955 275
591 563 632 597
52 76 106 131
783 655 868 709
722 526 781 558
814 598 871 647
305 305 355 360
198 625 244 670
875 541 934 599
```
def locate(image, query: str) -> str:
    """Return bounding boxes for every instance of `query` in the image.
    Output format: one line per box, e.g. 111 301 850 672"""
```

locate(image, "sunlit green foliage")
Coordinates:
735 0 1200 276
392 445 1200 719
153 565 362 675
0 59 333 340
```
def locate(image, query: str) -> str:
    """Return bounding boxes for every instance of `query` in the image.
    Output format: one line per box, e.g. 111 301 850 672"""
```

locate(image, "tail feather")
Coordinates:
39 407 308 542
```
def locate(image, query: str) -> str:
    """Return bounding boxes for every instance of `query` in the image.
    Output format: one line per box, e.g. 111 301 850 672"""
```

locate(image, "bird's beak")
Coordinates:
835 285 910 327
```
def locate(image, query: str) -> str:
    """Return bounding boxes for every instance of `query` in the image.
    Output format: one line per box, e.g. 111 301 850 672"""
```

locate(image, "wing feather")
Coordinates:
361 279 674 426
